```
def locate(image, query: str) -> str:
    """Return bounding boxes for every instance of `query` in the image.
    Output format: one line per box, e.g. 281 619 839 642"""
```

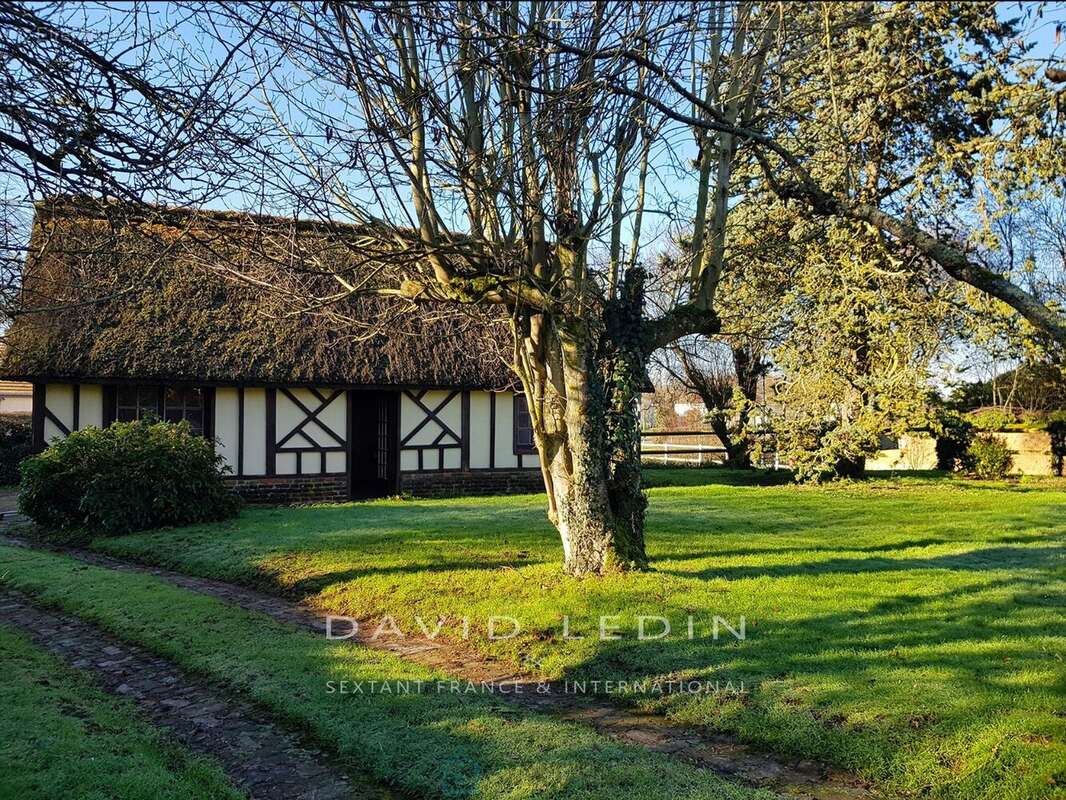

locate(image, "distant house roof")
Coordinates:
2 198 516 389
0 381 32 395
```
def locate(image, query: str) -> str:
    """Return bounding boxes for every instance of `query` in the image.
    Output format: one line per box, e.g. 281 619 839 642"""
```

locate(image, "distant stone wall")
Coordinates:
870 430 1056 475
225 475 348 504
990 431 1054 476
868 433 939 471
400 468 543 498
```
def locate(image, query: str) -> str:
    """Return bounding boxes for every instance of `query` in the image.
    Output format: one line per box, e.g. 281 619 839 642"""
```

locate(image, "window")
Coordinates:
113 385 206 436
164 387 204 436
116 385 160 423
514 394 535 454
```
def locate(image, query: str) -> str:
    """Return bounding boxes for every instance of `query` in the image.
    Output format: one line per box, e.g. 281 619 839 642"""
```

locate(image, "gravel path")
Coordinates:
0 590 394 800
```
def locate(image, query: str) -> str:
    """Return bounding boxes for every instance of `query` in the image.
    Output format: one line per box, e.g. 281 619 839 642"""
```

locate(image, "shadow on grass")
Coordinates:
641 466 795 488
656 543 1066 581
552 574 1066 789
281 557 537 595
86 475 1066 797
649 532 1061 564
1 544 768 800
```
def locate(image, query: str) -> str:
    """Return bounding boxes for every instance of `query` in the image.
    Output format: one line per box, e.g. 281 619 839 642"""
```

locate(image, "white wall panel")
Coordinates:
276 452 297 475
214 388 240 472
397 389 537 473
326 451 346 474
469 391 492 468
399 389 463 471
242 388 266 476
274 388 347 476
493 391 519 468
43 384 74 442
77 385 103 430
400 390 461 445
400 449 419 472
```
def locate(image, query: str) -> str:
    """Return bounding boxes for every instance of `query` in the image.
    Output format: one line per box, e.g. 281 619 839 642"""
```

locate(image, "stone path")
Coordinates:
0 590 393 800
0 488 26 527
0 534 875 800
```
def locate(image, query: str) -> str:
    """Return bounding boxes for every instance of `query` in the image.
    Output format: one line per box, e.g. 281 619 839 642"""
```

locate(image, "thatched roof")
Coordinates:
1 198 517 389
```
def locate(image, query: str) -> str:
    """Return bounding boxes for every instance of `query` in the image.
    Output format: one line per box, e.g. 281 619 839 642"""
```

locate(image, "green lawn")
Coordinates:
0 624 242 800
87 468 1066 800
0 543 769 800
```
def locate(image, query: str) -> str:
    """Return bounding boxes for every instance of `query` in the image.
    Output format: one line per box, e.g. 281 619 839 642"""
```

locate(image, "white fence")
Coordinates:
639 430 728 466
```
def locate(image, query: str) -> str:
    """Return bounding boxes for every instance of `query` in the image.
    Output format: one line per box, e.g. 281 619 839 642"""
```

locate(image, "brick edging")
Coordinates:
400 468 543 498
223 470 542 503
224 474 348 504
0 591 382 799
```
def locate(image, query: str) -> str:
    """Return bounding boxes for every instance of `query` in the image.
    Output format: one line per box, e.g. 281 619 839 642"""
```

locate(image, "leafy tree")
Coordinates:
653 2 1062 478
768 221 957 479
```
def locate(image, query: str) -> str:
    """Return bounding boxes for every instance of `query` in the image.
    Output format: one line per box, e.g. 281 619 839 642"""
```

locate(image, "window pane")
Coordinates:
515 395 534 451
117 386 137 406
116 408 136 423
185 388 202 408
185 410 203 433
165 387 182 407
164 409 183 423
138 387 160 412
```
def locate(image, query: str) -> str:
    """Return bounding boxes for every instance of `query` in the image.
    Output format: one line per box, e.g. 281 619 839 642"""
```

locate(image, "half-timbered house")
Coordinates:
2 200 543 502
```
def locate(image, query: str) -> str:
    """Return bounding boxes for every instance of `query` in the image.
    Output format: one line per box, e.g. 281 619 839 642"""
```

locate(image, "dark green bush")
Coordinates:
931 409 973 471
1050 420 1066 477
964 433 1014 480
18 419 241 535
0 415 34 485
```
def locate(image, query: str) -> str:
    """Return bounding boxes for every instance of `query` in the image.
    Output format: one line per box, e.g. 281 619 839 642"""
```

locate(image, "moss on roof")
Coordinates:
2 199 516 389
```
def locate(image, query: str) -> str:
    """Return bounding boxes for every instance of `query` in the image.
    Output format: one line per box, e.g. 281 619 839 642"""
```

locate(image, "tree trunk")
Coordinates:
541 424 647 574
834 454 867 479
729 344 763 468
833 308 871 480
515 268 649 576
707 411 751 469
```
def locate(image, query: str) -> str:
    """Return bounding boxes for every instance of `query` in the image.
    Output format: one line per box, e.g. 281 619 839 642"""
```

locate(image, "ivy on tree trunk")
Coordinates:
517 268 650 575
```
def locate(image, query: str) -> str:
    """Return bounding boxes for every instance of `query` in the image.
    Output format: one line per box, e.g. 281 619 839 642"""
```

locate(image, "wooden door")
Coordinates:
348 390 398 498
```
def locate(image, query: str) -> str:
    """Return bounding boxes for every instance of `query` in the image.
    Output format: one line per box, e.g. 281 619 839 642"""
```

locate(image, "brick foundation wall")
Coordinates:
224 474 348 504
225 469 543 504
400 468 543 498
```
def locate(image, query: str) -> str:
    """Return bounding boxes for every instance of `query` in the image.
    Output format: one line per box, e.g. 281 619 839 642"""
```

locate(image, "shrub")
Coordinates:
931 409 973 471
964 433 1014 480
0 415 34 485
965 407 1016 432
18 419 241 535
1050 420 1066 477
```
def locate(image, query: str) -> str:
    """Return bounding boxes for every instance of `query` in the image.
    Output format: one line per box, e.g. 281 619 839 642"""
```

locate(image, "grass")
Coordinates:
0 543 772 800
0 623 242 800
86 468 1066 800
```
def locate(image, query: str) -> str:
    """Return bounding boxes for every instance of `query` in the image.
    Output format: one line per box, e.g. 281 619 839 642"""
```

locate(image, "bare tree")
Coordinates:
0 1 262 203
190 1 779 575
660 338 767 468
17 1 1057 576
